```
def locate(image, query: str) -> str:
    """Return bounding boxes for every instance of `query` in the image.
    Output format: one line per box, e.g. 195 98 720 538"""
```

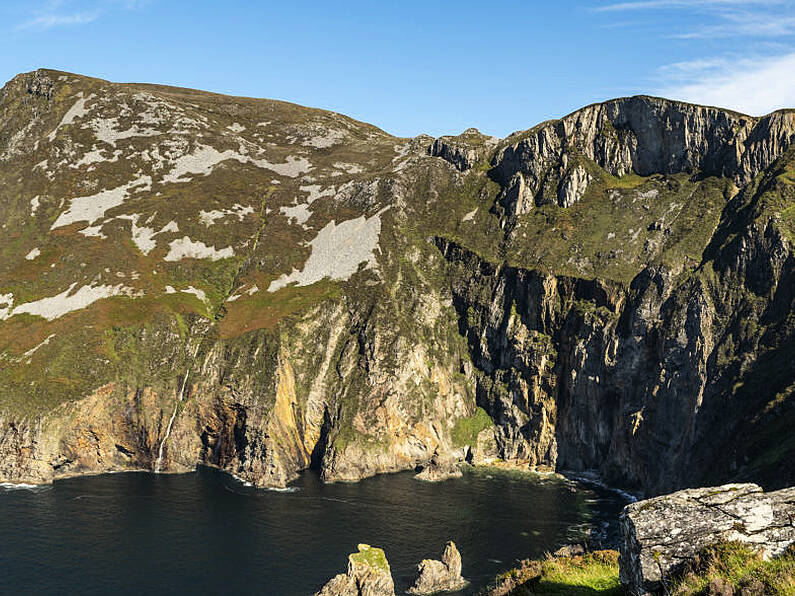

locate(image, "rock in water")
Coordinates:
414 451 463 482
408 541 468 594
315 544 395 596
619 483 795 595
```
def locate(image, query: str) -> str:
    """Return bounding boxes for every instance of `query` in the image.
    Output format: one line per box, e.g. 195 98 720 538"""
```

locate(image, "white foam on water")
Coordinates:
265 486 300 493
231 474 253 487
564 470 639 503
0 482 50 492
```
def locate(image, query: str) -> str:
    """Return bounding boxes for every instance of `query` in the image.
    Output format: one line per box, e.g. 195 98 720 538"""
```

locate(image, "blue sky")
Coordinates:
1 0 794 138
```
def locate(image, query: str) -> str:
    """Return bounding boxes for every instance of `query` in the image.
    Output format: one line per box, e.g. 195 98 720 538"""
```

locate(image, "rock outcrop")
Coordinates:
408 541 467 594
619 483 795 595
428 128 497 171
492 95 795 214
414 452 464 482
315 544 395 596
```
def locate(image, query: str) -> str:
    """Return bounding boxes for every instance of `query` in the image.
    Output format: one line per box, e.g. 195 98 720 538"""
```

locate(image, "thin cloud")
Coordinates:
14 0 150 32
673 13 795 38
594 0 783 11
594 0 795 39
17 11 98 30
656 52 795 115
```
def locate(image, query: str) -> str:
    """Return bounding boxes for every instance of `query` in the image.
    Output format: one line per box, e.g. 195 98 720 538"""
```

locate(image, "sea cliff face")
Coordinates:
0 69 793 495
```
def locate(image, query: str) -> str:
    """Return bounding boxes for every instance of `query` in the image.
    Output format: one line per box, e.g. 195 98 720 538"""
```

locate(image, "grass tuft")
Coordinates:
672 541 795 595
486 550 622 595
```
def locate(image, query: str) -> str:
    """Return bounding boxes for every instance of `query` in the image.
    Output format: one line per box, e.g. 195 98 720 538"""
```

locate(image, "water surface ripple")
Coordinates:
0 467 625 595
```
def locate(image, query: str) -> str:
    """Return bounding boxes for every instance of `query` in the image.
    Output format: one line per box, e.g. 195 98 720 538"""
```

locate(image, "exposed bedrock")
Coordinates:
0 293 481 487
408 541 468 595
315 544 395 596
492 96 795 214
619 483 795 595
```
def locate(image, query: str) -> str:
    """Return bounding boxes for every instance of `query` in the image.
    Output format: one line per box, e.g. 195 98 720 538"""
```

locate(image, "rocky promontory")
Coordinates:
619 483 795 595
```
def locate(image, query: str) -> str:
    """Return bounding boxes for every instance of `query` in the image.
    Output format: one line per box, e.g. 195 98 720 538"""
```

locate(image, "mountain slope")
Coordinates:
0 69 793 495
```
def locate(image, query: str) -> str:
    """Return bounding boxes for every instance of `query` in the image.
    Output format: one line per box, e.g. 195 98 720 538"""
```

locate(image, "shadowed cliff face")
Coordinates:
0 69 793 495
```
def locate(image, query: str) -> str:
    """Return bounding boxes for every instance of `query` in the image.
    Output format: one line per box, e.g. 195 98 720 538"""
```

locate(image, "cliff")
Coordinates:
620 483 795 595
0 69 793 496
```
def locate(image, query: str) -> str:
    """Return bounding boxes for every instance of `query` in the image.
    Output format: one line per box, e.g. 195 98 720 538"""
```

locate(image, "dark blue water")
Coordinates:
0 467 624 595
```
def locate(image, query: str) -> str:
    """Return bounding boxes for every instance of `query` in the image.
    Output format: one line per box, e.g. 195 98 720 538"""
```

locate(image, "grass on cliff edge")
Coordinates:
484 543 795 595
671 542 795 595
486 550 622 595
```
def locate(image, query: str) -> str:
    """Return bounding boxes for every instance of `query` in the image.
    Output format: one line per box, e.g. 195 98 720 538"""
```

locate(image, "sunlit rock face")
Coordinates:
619 484 795 595
0 69 793 498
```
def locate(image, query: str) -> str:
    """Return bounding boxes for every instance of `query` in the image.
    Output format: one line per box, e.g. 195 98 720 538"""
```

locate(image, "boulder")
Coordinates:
552 543 586 558
619 483 795 595
408 541 468 594
315 544 395 596
414 452 463 482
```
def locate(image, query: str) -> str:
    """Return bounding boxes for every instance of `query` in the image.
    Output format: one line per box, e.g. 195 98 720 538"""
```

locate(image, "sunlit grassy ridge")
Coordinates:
485 550 622 595
672 542 795 595
483 543 795 595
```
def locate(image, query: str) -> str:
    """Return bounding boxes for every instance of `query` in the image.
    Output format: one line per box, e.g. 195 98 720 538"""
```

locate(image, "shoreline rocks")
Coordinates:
414 452 463 482
619 483 795 595
408 541 468 595
314 544 395 596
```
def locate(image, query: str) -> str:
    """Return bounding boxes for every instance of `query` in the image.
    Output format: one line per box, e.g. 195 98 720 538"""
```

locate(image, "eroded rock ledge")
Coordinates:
619 483 795 595
408 541 468 595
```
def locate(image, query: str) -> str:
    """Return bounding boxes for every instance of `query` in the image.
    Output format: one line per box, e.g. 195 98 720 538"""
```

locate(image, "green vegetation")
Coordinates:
451 406 493 447
672 542 795 595
217 278 341 339
485 544 795 595
487 550 622 595
349 544 390 572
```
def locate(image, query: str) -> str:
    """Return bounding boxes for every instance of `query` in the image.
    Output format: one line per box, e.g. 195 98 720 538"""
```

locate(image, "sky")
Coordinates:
1 0 794 138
